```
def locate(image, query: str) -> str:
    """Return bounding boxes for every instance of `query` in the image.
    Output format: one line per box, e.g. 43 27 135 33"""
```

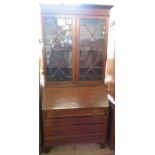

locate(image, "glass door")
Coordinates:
77 16 107 84
42 15 75 85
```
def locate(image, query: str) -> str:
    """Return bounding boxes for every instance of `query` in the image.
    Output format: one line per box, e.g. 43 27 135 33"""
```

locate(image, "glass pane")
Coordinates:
79 18 106 81
43 16 72 81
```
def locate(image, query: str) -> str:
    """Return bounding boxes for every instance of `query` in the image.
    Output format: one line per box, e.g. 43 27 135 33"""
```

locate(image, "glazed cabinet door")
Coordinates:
77 16 108 84
42 15 76 85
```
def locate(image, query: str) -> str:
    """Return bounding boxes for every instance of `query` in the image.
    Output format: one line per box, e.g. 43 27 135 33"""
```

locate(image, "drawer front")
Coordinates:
43 133 106 147
43 123 107 136
42 108 108 118
43 115 108 127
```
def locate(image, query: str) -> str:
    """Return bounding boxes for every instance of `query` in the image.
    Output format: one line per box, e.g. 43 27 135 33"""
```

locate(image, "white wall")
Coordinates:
39 0 114 5
0 1 41 155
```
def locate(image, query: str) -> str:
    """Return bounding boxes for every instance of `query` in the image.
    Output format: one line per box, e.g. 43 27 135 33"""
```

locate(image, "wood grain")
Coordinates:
43 133 106 147
42 85 108 110
40 4 113 151
41 86 109 149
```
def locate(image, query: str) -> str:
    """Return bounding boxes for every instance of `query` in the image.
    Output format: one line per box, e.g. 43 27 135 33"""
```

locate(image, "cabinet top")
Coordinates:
40 4 113 16
40 4 113 10
42 85 108 110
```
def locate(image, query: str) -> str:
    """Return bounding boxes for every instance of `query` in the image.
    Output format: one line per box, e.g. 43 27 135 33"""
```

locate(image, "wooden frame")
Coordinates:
76 15 108 84
41 14 76 86
40 4 112 16
40 4 111 87
40 4 113 152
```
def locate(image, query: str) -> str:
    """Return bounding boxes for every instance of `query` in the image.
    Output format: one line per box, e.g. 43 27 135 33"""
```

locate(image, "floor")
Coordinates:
40 143 115 155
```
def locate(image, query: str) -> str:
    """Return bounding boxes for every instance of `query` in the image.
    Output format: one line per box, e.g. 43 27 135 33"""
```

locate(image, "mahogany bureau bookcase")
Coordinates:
40 4 113 152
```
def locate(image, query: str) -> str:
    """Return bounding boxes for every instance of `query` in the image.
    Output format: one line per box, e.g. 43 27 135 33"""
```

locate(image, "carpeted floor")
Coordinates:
40 143 115 155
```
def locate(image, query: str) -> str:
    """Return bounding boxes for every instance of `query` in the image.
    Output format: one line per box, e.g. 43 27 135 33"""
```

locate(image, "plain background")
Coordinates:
0 0 155 155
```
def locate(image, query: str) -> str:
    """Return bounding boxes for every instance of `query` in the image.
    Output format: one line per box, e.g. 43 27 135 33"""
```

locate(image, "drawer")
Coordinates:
43 123 107 136
42 108 108 118
43 133 106 147
43 115 108 127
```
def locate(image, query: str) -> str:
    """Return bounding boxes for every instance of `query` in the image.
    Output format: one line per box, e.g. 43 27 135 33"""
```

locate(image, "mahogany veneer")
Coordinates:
40 4 113 152
41 86 109 150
